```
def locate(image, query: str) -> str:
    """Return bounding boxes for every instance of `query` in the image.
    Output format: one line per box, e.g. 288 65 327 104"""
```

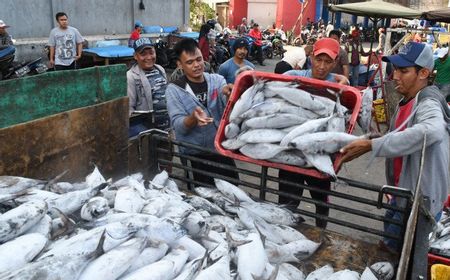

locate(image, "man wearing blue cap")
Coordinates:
128 21 143 48
218 37 254 84
341 42 450 252
127 37 168 136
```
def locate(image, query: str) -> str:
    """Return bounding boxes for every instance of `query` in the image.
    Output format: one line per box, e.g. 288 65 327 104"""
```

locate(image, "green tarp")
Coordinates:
329 0 422 19
0 65 127 129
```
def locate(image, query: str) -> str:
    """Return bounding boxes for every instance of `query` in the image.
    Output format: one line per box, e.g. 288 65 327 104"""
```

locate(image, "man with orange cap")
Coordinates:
281 38 348 228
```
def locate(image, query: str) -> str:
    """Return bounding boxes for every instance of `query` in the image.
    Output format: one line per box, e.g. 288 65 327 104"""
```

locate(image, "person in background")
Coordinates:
433 47 450 100
341 42 450 252
128 21 144 48
165 38 238 186
376 27 386 54
198 23 211 62
248 23 265 66
281 38 348 228
303 44 313 69
218 37 254 84
346 30 371 86
48 12 84 71
329 30 350 79
0 20 13 49
274 46 306 74
127 37 168 135
326 21 334 37
238 18 248 35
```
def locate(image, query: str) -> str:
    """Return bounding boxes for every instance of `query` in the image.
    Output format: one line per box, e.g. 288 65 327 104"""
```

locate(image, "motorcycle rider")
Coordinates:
218 37 254 84
0 20 13 49
248 23 265 66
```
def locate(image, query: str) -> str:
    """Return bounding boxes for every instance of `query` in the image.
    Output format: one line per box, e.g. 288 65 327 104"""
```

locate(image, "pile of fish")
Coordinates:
430 203 450 257
0 168 394 280
221 80 364 178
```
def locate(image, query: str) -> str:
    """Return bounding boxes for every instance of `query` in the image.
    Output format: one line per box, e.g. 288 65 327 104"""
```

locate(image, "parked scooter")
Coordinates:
0 46 15 80
1 56 48 80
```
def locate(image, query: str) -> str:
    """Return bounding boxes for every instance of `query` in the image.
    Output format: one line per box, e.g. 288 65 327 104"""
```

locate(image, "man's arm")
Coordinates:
342 99 446 162
49 46 55 68
76 43 82 60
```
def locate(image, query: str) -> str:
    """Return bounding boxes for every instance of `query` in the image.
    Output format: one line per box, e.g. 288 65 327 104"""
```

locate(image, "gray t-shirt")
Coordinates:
48 26 83 66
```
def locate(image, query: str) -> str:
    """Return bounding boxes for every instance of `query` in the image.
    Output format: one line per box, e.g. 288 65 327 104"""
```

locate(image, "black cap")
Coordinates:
133 37 154 53
233 37 248 52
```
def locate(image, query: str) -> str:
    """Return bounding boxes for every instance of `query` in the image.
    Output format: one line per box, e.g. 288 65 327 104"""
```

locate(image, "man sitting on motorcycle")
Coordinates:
248 23 265 66
0 20 13 49
218 37 254 84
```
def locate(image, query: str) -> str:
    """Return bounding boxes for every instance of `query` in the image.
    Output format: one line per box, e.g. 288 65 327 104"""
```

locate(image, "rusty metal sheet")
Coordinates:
0 98 129 182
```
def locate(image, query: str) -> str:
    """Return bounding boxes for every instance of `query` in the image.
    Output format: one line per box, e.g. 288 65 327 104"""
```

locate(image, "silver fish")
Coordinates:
78 237 147 280
225 122 240 139
1 232 105 280
181 211 208 238
305 264 334 280
185 195 227 216
268 151 309 167
290 132 360 154
280 116 332 147
279 263 306 280
124 241 169 275
80 196 110 221
239 143 287 160
205 215 244 232
264 86 326 113
265 239 321 263
239 99 289 119
244 114 307 129
85 166 106 188
25 214 52 238
119 259 174 280
238 129 287 144
0 233 48 274
114 186 145 213
221 138 247 150
358 87 373 134
303 153 336 178
326 269 360 280
49 182 89 194
229 82 264 124
236 231 268 280
0 176 46 196
0 200 47 243
215 179 254 203
173 256 205 280
240 201 302 226
196 254 231 280
362 262 394 280
172 236 206 261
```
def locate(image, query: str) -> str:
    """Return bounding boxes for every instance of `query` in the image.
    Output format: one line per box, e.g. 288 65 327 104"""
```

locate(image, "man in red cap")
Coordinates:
280 38 348 229
284 37 348 84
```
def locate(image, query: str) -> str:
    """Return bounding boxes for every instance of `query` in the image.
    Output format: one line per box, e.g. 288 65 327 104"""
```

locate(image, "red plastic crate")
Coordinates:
214 71 362 179
428 195 450 274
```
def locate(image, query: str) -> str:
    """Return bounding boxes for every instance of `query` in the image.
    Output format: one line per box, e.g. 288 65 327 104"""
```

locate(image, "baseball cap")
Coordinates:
135 21 143 28
0 20 10 28
382 42 434 71
233 37 248 52
133 37 154 53
313 38 340 60
435 47 449 58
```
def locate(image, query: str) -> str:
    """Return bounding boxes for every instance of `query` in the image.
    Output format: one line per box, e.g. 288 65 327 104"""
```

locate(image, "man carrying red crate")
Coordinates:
165 38 238 187
280 38 348 228
341 42 450 251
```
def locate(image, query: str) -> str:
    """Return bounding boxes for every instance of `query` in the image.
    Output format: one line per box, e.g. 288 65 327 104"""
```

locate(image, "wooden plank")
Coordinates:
0 98 129 182
0 65 126 129
297 223 398 274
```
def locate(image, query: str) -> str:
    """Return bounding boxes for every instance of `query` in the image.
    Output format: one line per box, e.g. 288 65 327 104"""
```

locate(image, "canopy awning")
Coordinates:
422 7 450 23
328 0 422 19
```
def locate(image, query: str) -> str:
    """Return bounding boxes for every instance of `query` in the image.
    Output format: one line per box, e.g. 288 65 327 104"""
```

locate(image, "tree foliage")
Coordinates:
190 0 215 31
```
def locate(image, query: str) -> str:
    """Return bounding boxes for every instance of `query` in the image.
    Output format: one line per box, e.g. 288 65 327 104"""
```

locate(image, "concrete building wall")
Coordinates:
247 0 277 29
0 0 189 39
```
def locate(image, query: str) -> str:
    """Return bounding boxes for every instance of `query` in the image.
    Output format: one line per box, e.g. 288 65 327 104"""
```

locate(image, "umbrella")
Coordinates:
328 0 422 19
422 7 450 23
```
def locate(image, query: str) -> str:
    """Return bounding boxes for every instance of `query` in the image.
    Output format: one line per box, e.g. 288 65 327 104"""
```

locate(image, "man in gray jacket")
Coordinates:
165 38 238 187
127 37 168 136
341 42 450 251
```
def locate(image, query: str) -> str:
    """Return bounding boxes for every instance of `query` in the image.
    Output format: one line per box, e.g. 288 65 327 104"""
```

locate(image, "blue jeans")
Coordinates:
383 198 442 251
350 65 360 86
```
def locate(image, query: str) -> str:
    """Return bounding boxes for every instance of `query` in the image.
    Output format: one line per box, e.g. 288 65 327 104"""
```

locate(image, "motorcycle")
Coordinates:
1 48 47 81
154 39 177 69
241 35 273 61
0 46 16 80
